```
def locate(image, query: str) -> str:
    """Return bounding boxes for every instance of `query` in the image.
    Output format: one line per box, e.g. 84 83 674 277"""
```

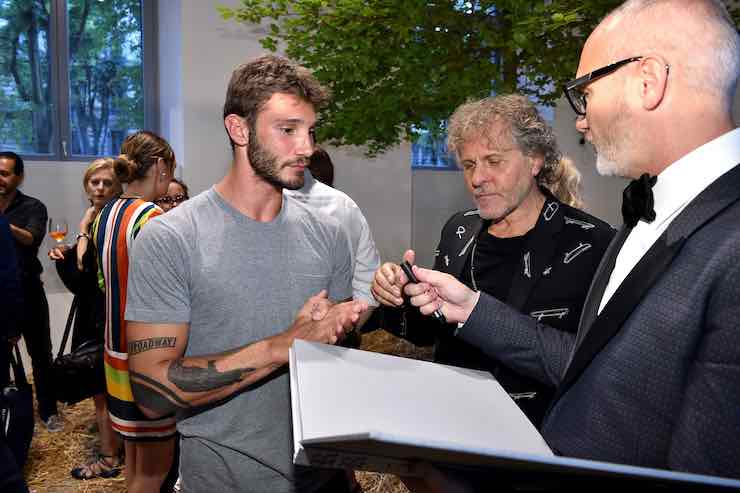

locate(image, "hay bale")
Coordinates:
24 399 126 492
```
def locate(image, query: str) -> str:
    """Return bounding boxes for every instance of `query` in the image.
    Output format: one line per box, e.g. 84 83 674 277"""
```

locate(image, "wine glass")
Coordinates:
48 218 69 244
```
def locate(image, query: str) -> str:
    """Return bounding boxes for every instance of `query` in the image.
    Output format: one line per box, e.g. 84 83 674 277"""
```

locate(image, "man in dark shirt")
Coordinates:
0 214 30 493
0 214 23 383
371 95 614 426
0 151 60 432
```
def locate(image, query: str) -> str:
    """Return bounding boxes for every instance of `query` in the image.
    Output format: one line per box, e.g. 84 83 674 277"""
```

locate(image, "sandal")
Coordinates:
70 454 123 480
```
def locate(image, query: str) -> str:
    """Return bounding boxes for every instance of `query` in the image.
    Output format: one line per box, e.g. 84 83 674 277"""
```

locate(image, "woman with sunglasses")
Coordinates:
155 177 189 212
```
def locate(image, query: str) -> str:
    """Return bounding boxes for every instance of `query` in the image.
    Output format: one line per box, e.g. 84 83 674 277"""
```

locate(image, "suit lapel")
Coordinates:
574 225 631 349
553 163 740 402
554 233 685 400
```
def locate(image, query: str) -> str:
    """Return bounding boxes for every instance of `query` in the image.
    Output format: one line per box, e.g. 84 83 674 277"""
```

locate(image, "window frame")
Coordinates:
16 0 159 162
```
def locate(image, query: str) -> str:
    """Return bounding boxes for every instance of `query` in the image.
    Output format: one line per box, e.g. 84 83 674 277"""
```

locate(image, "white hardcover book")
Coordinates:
289 340 740 490
290 340 552 475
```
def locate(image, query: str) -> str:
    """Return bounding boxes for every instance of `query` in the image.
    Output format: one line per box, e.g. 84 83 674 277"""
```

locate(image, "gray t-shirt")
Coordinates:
126 188 352 492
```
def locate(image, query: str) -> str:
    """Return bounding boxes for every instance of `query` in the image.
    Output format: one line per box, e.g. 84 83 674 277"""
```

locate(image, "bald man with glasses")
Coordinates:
402 0 740 487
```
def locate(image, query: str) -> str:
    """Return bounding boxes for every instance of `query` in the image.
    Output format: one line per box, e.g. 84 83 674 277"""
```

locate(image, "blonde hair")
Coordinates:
83 157 122 196
114 130 176 184
545 157 584 209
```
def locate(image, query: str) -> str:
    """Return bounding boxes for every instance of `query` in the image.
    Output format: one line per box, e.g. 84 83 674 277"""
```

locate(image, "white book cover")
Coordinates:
289 340 740 489
290 340 551 474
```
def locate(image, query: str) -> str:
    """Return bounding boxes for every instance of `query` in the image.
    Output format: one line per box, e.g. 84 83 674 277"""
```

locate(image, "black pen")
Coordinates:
400 260 447 324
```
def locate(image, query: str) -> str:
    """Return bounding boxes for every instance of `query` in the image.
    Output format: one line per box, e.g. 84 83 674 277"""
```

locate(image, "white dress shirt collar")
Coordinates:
598 126 740 314
650 126 740 231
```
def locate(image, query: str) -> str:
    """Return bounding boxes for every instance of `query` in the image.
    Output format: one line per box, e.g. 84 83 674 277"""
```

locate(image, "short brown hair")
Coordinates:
114 130 176 184
223 55 330 148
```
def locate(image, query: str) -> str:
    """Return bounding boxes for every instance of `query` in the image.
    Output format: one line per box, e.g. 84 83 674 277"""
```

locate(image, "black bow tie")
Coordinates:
622 173 657 228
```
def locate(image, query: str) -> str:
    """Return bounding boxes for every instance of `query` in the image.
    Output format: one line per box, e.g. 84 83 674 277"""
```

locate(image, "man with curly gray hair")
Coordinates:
447 94 583 207
372 93 614 426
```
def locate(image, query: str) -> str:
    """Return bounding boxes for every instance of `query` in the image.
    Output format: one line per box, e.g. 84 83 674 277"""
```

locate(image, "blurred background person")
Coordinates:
48 158 124 480
0 151 60 432
155 177 189 213
286 146 380 329
0 215 23 391
307 146 334 187
0 215 28 493
93 131 177 493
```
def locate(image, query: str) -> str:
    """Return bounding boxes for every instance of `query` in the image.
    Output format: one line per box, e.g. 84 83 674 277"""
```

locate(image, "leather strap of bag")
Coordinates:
8 344 29 387
55 296 79 360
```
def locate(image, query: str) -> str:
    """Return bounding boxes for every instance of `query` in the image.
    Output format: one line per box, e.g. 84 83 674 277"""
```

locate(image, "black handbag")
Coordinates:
1 345 35 468
51 297 105 405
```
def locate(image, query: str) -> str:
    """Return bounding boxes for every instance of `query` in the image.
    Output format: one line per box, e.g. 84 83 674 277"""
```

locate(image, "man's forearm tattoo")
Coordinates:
128 337 177 355
130 370 191 415
167 360 256 393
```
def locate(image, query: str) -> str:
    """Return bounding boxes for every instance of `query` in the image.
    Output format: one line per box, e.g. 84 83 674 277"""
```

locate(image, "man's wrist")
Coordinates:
264 335 290 366
461 291 481 324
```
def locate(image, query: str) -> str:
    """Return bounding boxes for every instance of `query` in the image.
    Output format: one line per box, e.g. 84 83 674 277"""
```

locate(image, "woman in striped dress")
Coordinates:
93 130 176 493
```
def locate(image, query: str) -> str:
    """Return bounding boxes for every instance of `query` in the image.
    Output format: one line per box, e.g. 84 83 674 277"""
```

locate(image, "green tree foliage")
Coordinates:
0 0 144 156
0 0 52 153
67 0 144 155
220 0 740 155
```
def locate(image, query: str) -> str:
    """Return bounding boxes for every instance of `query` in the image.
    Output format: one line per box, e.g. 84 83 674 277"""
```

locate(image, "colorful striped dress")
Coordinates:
93 197 177 440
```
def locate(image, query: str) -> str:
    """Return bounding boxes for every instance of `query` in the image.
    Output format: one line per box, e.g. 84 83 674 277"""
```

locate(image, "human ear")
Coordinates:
637 56 669 111
224 114 249 147
157 158 169 181
530 154 545 177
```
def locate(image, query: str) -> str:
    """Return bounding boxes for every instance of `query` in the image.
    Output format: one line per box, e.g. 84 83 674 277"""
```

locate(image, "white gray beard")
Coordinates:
593 138 632 178
596 153 621 177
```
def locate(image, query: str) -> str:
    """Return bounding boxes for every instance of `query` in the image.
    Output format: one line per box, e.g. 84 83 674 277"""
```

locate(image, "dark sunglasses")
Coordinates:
563 56 643 116
155 194 187 206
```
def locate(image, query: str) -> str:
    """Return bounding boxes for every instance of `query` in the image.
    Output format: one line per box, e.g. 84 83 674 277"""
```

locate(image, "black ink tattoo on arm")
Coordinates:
128 337 177 355
130 370 191 415
167 360 256 393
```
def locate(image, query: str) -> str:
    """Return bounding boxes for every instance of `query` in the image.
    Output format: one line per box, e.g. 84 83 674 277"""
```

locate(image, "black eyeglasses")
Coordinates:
155 194 187 206
563 56 643 116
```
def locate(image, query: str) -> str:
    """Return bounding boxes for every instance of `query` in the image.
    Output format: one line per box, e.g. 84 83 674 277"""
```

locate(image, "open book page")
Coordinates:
290 340 552 472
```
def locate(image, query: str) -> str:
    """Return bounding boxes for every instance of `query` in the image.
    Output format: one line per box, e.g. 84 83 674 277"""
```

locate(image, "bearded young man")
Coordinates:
122 55 367 493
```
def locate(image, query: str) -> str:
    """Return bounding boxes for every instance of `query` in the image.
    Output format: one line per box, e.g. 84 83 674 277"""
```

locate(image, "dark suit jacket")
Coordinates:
458 163 740 478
